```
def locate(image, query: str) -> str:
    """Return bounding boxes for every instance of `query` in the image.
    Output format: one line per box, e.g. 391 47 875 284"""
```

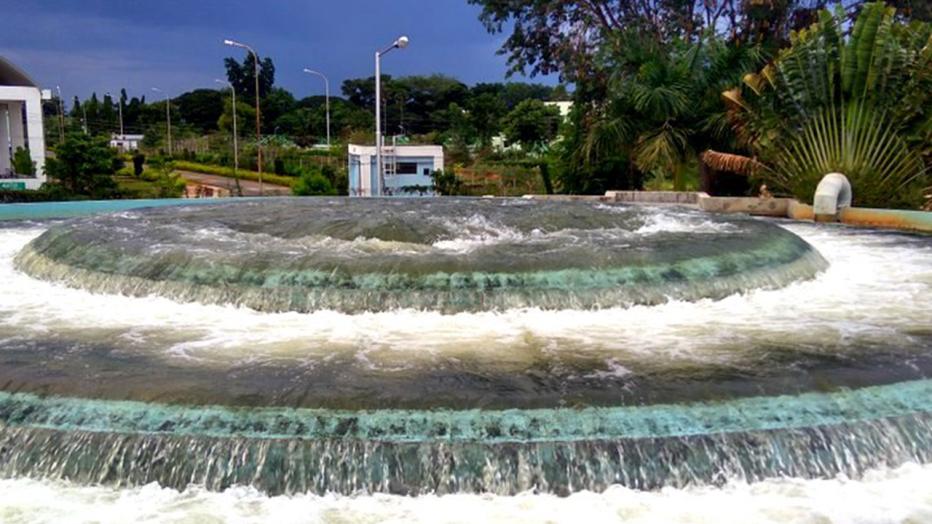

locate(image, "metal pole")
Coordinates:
324 77 330 148
375 52 381 197
232 85 238 184
224 40 262 194
82 104 88 135
303 70 331 149
118 96 124 137
252 50 262 196
55 86 65 142
166 96 173 157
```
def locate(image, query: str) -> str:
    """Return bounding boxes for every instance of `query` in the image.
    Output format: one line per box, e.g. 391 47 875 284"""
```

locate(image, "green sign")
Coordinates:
0 182 27 190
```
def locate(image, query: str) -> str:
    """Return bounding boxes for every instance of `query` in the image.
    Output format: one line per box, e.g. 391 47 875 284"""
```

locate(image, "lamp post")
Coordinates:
215 79 240 195
224 38 263 195
55 85 65 142
302 68 330 148
106 91 124 138
151 87 173 157
375 35 409 196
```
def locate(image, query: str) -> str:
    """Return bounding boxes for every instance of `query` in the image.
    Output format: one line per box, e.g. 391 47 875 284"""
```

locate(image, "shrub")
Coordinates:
12 147 35 176
292 166 336 196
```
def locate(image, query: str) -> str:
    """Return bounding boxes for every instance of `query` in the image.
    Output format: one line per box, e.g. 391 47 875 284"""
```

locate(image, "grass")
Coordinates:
172 161 297 188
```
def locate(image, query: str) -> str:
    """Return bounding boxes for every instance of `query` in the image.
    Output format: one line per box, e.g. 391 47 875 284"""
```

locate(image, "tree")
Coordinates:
502 99 561 151
466 91 507 145
224 54 275 104
45 134 120 198
12 147 35 176
175 89 225 133
292 166 336 196
726 3 931 208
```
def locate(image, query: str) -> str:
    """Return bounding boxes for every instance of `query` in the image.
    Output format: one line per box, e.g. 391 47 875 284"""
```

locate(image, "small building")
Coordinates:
545 100 574 120
348 144 443 197
0 57 47 190
110 134 144 152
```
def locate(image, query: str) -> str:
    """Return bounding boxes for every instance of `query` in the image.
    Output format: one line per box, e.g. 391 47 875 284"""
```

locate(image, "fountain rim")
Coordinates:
3 379 930 444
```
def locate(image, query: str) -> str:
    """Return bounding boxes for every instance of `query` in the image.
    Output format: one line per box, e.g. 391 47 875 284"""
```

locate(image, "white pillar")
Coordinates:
8 101 25 151
23 90 46 182
0 104 10 175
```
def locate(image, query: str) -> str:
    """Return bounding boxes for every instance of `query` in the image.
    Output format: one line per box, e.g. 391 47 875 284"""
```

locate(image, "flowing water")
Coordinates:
0 198 930 522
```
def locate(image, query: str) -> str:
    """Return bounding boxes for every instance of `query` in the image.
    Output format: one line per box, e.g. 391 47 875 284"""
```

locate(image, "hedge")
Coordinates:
172 161 296 188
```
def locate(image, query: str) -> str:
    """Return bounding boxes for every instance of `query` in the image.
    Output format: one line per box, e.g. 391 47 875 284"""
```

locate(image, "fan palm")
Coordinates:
727 2 931 208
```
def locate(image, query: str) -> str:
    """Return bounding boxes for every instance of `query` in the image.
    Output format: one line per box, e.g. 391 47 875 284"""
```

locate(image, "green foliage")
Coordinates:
729 3 931 207
45 134 120 198
771 103 926 208
224 54 275 104
501 99 561 151
567 32 765 192
12 147 35 176
292 165 336 196
172 161 296 188
174 89 224 133
430 169 464 196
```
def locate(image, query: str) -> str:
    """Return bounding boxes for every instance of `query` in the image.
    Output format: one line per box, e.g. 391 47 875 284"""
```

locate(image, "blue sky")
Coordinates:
1 0 555 102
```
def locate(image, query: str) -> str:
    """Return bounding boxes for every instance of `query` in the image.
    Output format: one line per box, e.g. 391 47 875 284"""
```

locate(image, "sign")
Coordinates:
0 182 27 190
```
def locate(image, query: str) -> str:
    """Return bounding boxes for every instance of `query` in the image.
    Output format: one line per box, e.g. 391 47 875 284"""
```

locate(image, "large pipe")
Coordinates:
813 173 852 222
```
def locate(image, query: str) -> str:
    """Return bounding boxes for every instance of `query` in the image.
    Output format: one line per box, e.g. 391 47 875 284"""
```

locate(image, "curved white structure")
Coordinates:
0 57 47 190
813 173 852 221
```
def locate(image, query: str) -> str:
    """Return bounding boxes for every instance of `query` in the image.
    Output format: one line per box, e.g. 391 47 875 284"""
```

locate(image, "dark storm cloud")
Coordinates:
0 0 552 101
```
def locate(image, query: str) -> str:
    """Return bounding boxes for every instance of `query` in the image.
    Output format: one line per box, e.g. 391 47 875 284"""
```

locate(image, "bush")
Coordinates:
45 134 120 199
292 166 336 196
12 147 35 176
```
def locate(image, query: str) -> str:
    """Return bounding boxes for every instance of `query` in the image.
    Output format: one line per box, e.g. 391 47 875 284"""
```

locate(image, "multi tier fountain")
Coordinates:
0 198 930 518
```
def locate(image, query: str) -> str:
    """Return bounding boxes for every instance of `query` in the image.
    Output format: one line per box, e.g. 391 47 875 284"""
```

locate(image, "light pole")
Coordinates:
55 85 66 142
215 79 240 195
302 68 330 148
106 91 125 140
375 35 409 196
151 87 173 157
224 38 263 195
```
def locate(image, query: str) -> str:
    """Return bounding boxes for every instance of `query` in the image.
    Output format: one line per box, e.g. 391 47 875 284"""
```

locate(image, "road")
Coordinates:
176 171 292 197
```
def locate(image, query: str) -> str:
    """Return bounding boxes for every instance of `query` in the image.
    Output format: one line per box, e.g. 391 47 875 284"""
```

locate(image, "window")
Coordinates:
396 162 418 175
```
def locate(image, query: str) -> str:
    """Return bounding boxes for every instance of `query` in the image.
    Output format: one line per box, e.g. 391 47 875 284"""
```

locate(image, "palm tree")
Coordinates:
724 2 931 208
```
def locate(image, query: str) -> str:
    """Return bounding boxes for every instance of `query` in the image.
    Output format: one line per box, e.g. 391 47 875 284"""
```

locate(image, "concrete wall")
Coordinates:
0 85 46 190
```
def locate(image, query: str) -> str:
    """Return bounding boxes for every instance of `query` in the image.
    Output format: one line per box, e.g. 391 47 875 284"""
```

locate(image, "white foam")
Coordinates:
1 463 930 523
0 222 930 373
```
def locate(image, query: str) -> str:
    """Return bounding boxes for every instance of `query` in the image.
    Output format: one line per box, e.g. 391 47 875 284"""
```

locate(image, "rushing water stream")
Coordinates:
0 198 930 522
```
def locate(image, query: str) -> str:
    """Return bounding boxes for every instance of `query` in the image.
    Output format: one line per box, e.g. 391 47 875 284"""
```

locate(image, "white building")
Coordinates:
0 57 47 190
348 144 444 197
110 134 144 152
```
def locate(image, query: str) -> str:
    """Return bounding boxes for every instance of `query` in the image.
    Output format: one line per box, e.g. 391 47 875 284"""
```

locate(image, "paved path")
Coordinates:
176 171 292 197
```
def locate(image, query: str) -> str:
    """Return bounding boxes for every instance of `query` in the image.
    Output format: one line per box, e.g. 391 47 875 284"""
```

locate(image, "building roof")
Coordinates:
0 57 38 88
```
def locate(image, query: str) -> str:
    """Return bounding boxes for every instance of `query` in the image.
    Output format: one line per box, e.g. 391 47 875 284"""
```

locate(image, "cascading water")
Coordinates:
0 198 930 521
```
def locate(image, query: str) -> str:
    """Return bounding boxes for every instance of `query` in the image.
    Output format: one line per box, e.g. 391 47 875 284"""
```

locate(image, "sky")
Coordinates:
0 0 556 103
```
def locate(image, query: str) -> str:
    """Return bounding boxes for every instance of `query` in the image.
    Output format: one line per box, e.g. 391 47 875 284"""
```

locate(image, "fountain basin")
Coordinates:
13 198 827 313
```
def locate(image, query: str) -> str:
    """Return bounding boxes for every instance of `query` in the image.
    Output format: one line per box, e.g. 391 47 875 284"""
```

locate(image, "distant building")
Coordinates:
110 134 144 152
544 100 574 120
0 56 47 190
348 144 444 197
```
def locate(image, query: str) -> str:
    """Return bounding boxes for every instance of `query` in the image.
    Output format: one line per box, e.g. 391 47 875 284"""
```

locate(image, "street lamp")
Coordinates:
224 38 263 195
375 35 409 196
151 87 173 157
215 79 241 196
106 91 125 138
55 85 65 142
302 68 330 148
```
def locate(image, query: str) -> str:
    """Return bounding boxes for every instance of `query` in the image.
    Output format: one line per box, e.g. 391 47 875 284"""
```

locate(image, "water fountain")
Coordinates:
0 198 930 519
